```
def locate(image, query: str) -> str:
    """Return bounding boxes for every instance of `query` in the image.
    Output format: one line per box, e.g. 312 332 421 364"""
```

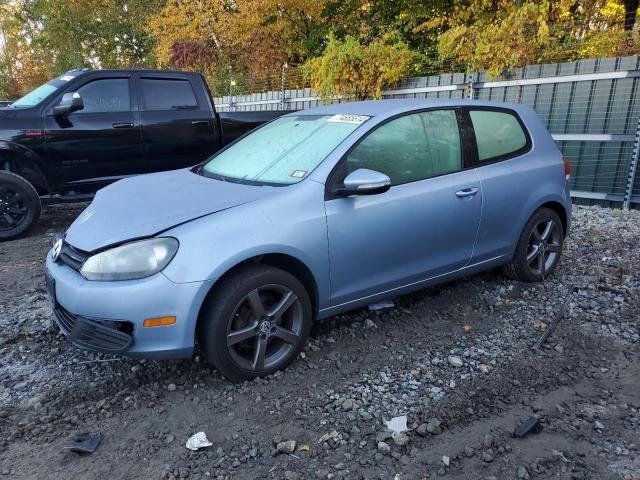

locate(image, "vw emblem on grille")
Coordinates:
52 238 63 262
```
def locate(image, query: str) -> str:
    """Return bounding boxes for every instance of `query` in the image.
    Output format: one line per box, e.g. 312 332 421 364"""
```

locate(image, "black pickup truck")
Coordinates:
0 69 288 240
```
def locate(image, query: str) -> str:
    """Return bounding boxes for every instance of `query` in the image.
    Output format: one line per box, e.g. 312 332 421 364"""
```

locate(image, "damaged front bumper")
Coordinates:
51 300 134 354
45 251 214 360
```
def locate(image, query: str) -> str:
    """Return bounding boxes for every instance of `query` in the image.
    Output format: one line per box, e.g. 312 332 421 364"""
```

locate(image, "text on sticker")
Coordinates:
328 114 370 125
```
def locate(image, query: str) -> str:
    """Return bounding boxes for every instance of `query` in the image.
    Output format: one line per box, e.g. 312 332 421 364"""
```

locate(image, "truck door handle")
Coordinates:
112 122 134 129
455 187 479 198
191 120 210 127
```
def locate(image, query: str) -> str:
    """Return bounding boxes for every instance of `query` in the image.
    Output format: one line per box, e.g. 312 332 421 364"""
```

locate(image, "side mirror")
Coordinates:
336 168 391 196
52 92 84 116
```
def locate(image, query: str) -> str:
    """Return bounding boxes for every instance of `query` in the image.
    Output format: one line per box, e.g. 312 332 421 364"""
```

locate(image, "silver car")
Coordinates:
45 99 572 380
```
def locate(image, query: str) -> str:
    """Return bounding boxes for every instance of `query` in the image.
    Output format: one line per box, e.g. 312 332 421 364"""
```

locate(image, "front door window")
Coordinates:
346 109 462 185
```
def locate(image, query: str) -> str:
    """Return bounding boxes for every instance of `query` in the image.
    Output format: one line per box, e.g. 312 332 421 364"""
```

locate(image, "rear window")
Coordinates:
470 110 528 162
141 78 198 110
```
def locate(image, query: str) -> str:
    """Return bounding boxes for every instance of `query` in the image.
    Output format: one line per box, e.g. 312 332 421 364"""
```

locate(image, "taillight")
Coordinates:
563 157 571 180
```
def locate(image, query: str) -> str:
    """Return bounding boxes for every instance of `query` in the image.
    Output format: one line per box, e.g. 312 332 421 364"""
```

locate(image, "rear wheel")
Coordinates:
0 171 41 241
503 207 564 282
199 264 312 380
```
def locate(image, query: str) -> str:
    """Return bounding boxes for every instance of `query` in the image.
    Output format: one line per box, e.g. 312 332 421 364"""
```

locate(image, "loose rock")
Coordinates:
277 440 297 454
448 355 464 368
377 442 391 455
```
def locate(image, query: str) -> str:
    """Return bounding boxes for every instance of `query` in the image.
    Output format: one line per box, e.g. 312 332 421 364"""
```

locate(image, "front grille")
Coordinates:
58 241 90 271
55 302 76 334
53 303 134 354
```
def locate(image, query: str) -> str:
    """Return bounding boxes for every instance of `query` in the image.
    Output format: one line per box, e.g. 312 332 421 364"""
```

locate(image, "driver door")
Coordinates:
43 76 142 190
325 109 482 306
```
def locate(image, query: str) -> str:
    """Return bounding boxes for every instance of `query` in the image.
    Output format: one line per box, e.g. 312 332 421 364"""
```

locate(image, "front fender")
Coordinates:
160 182 331 310
0 140 50 192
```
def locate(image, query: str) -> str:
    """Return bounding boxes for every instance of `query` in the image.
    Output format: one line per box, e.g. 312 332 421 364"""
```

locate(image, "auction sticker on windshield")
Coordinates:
328 114 370 124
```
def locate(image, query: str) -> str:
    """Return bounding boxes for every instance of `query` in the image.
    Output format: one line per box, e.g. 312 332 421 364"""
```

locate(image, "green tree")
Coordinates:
28 0 163 71
0 0 163 97
0 1 52 97
304 33 412 101
323 0 453 49
426 0 640 78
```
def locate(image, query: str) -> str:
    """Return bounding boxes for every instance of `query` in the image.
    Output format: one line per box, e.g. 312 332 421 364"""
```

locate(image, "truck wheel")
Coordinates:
199 264 312 381
0 171 41 241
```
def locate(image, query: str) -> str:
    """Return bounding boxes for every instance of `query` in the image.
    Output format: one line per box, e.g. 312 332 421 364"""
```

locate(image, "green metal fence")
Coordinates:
214 56 640 208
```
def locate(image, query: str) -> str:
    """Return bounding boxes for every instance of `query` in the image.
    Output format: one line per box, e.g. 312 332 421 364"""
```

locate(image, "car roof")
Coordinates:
289 99 528 118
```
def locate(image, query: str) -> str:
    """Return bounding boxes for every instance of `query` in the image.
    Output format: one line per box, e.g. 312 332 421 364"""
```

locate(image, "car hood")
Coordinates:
65 168 278 252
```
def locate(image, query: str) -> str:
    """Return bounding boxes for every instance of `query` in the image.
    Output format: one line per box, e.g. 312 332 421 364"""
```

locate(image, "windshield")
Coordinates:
11 83 59 108
201 114 367 185
10 72 80 108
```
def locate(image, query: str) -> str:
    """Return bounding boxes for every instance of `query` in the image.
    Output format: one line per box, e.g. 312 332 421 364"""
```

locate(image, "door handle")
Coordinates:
455 187 479 198
112 122 134 129
191 120 210 127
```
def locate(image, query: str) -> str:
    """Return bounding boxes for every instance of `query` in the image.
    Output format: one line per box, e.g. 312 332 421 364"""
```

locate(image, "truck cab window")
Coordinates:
76 79 131 113
141 79 198 110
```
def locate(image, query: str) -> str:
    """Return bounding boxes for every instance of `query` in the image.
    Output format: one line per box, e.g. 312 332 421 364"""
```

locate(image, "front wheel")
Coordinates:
199 264 312 381
503 207 564 282
0 171 41 241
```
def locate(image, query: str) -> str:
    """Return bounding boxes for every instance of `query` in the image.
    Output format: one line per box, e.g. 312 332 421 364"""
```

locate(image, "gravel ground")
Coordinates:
0 204 639 480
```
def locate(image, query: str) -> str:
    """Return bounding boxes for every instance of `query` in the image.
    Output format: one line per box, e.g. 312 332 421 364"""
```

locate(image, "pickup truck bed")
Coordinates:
219 111 293 146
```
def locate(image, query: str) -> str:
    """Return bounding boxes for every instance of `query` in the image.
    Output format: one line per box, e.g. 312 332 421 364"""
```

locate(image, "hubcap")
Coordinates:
226 284 303 372
526 218 561 278
0 185 28 231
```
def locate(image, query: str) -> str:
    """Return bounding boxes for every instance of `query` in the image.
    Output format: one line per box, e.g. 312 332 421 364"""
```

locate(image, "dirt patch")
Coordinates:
0 205 638 480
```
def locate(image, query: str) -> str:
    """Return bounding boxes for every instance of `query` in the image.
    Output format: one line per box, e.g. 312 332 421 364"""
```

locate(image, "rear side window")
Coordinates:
77 79 130 113
469 110 528 162
141 79 198 110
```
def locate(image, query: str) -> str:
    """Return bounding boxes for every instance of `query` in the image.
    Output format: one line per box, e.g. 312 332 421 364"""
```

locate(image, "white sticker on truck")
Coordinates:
327 114 370 124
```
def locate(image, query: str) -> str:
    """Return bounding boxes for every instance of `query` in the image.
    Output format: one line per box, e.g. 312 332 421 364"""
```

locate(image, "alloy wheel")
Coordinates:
526 218 562 278
0 185 28 232
226 283 304 372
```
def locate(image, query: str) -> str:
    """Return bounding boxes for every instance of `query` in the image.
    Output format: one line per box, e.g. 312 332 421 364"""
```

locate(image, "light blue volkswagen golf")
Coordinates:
45 99 572 380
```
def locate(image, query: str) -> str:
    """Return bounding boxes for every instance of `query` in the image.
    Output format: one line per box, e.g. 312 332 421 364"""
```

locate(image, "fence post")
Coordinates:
623 115 640 209
280 62 288 109
466 72 474 100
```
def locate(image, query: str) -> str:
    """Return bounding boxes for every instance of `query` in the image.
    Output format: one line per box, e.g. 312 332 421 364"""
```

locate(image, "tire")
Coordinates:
0 171 41 241
502 207 564 283
199 264 312 381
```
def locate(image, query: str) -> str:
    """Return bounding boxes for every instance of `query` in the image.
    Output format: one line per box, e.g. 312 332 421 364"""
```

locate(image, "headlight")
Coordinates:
80 238 179 281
